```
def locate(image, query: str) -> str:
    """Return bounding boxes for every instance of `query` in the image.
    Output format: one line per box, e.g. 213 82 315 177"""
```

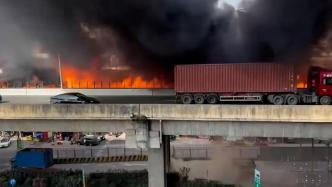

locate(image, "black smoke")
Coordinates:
207 0 332 62
75 0 331 63
0 0 330 81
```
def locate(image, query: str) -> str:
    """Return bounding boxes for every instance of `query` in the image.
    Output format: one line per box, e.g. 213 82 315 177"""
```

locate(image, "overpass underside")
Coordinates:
0 104 331 139
1 119 332 140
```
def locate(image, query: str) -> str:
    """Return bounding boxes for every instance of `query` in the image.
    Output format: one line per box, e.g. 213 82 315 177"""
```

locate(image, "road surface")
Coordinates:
2 96 176 104
51 162 147 174
2 137 332 187
0 139 128 172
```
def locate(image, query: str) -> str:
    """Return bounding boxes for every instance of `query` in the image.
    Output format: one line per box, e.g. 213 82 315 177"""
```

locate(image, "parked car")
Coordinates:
79 135 100 146
97 134 106 142
0 137 11 148
50 92 100 104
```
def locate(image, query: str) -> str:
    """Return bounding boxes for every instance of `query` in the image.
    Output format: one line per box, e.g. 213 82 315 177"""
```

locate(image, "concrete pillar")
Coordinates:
148 135 170 187
135 121 148 149
47 132 52 139
125 129 137 148
126 119 148 148
164 135 171 173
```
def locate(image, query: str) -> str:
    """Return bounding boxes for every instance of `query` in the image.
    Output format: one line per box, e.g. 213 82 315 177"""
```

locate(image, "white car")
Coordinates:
0 137 11 148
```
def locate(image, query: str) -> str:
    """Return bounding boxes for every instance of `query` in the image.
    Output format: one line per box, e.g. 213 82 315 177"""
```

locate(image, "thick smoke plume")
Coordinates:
0 0 330 82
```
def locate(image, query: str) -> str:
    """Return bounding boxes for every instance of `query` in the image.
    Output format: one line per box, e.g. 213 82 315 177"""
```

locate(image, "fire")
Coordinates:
61 59 171 89
110 76 165 88
296 82 307 89
296 74 307 89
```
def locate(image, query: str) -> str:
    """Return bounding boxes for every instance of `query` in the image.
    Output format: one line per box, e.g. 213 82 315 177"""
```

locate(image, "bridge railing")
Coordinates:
0 81 59 88
171 145 260 161
0 80 172 89
171 145 210 160
53 147 147 159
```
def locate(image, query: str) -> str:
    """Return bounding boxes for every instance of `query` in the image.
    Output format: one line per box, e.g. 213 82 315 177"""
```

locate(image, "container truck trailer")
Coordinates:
175 63 332 105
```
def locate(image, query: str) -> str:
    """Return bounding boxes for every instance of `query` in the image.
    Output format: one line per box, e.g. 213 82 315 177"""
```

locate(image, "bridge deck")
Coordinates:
0 104 331 138
0 104 328 122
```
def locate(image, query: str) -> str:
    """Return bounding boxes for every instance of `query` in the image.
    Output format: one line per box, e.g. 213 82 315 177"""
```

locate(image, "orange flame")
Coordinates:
61 60 172 89
296 82 307 89
296 74 307 89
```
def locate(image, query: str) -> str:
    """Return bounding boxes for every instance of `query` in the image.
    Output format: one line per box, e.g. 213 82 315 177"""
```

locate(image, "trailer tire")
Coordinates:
267 95 274 103
181 95 193 104
286 95 298 105
320 96 331 105
194 95 205 104
206 95 218 104
272 95 284 105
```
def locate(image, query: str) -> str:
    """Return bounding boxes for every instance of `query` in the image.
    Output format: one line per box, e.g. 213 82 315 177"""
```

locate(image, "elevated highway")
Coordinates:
1 104 331 187
0 104 331 139
0 104 329 121
0 88 175 97
0 88 175 104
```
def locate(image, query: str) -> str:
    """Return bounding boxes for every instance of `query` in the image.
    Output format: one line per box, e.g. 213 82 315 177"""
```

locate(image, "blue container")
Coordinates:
13 148 53 169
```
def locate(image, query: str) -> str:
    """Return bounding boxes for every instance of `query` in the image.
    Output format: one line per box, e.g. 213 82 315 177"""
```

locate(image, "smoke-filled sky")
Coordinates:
0 0 330 81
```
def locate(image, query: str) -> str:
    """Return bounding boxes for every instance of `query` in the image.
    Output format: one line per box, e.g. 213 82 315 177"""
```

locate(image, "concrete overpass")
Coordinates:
1 104 332 187
0 104 331 138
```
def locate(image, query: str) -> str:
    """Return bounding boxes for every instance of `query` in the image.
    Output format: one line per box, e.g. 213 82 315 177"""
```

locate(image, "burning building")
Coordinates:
0 0 330 88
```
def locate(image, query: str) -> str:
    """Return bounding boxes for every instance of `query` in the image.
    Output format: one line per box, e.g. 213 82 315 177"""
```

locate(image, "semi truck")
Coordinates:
175 63 332 105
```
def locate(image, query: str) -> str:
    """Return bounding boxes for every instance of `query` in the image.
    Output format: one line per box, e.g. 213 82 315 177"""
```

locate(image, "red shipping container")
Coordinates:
175 63 296 94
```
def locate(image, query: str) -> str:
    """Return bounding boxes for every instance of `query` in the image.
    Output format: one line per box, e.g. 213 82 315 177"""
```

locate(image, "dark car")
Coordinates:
50 93 99 104
79 135 100 146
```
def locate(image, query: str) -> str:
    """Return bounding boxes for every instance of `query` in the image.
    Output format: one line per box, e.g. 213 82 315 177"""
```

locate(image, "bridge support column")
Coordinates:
125 118 148 149
148 135 170 187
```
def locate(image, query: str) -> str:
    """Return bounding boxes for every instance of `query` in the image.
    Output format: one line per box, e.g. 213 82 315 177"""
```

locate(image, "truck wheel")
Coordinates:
320 96 331 105
286 95 298 105
194 95 205 104
206 95 218 104
272 95 284 105
267 95 274 103
181 95 193 104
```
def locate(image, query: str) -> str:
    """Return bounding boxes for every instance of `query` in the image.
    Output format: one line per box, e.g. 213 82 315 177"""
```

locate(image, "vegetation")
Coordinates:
167 167 235 187
0 169 148 187
0 168 234 187
87 170 148 187
179 180 235 187
0 169 82 187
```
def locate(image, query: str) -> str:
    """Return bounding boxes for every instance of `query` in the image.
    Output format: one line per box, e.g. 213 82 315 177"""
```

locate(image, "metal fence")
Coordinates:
62 81 172 89
0 80 172 89
53 147 147 159
171 146 210 160
171 146 260 161
0 81 58 88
